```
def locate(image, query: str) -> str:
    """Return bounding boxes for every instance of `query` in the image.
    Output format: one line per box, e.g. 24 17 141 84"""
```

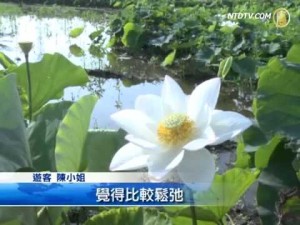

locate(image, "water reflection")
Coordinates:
0 15 109 69
62 77 252 129
62 77 162 129
0 14 179 79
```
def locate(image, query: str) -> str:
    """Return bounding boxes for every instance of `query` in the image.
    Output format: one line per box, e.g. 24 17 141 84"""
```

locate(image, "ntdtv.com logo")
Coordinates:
226 12 272 20
226 8 290 28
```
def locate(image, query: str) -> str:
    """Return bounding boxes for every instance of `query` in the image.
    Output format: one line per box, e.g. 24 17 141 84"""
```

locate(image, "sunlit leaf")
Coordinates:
69 27 84 38
121 22 143 48
161 49 176 67
55 95 98 172
0 52 15 69
11 53 89 116
286 44 300 64
208 22 217 32
218 56 233 78
195 168 259 220
166 168 259 223
234 140 251 168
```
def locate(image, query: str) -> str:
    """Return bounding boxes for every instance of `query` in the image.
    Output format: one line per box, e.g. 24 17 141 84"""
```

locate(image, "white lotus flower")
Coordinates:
110 76 252 191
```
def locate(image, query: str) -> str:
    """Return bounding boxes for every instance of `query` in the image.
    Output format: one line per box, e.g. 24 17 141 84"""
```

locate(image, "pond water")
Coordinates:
0 15 109 69
0 13 174 79
0 13 252 129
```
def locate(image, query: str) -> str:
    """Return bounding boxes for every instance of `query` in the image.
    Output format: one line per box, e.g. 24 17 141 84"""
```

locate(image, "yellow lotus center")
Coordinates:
157 113 196 149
